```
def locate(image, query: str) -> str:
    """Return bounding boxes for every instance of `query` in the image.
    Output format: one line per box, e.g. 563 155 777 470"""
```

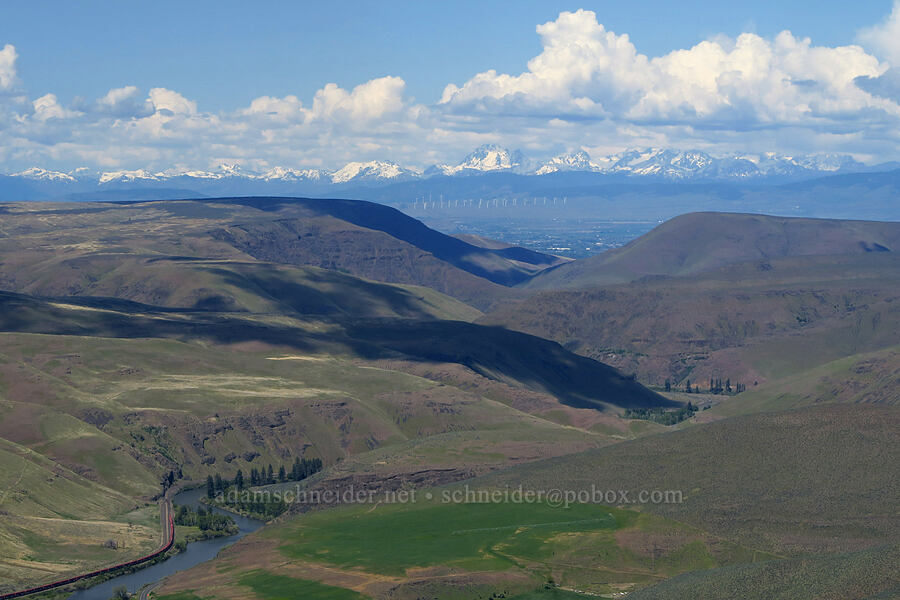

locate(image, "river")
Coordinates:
67 487 264 600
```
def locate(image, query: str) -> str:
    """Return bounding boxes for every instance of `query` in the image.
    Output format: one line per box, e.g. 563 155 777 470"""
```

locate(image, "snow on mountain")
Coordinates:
535 151 597 175
797 153 865 172
577 148 867 180
432 144 528 176
161 163 253 180
12 148 872 191
99 169 162 184
598 149 715 178
330 160 417 184
258 166 326 182
12 167 77 182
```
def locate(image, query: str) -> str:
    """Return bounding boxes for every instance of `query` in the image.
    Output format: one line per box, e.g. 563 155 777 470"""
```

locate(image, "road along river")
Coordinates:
66 487 264 600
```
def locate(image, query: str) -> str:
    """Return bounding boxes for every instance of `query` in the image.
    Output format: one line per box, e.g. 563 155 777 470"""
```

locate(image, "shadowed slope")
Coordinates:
0 198 565 311
0 290 669 413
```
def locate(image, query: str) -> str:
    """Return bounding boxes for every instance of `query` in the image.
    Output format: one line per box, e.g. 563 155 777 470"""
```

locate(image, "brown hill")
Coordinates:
484 253 900 388
524 212 900 290
0 198 565 311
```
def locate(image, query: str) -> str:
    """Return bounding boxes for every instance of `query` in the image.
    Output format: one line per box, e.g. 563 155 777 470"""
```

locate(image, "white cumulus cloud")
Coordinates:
32 93 80 121
148 87 198 116
241 95 305 121
3 6 900 173
0 44 17 90
309 76 407 123
96 85 153 117
859 0 900 66
440 9 891 128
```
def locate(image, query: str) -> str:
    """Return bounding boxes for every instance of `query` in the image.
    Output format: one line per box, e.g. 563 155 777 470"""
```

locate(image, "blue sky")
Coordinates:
2 1 900 173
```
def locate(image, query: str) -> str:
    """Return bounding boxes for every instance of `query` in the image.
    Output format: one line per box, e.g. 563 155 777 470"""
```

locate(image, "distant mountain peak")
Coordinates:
535 150 597 175
12 167 76 182
5 147 877 197
259 166 326 182
331 160 417 184
98 169 162 184
433 144 527 176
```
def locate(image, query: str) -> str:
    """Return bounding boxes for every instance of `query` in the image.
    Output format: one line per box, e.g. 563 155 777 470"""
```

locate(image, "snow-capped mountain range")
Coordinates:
428 145 528 176
5 145 885 190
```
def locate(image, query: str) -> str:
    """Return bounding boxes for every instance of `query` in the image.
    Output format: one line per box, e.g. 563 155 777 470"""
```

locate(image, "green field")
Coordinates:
277 500 622 574
158 491 771 598
238 571 368 600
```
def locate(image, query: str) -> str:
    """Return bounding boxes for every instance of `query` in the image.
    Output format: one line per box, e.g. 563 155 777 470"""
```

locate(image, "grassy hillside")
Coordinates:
626 543 900 600
153 402 900 599
0 198 564 310
217 197 565 284
524 212 900 290
0 290 666 414
0 437 160 591
484 253 900 387
0 326 617 485
3 202 896 598
0 299 645 588
475 404 900 556
4 255 482 321
0 286 668 587
711 344 900 417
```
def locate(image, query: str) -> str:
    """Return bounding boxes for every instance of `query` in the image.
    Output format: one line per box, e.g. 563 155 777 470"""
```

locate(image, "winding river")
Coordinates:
67 488 264 600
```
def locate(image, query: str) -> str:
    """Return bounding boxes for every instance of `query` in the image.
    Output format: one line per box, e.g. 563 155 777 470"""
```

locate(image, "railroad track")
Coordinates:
0 492 175 599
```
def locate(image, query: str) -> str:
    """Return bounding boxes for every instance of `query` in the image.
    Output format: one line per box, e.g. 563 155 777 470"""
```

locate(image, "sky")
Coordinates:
2 0 900 174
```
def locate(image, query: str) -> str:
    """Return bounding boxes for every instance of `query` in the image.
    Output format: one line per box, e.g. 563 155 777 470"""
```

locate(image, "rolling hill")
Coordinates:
3 200 897 597
523 212 900 290
0 197 565 311
0 197 670 591
485 252 900 388
0 287 664 588
153 402 900 600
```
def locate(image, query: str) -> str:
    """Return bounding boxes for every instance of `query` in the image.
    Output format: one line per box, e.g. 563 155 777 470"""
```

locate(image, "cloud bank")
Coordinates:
3 7 900 173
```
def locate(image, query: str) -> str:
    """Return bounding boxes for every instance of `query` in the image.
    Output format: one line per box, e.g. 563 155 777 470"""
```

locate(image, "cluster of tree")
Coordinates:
625 402 698 426
161 469 177 491
708 377 746 394
206 457 324 497
174 504 235 532
220 494 288 520
663 378 746 394
110 586 130 600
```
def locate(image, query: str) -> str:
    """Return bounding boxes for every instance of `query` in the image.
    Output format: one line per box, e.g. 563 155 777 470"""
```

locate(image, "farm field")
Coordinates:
156 497 770 599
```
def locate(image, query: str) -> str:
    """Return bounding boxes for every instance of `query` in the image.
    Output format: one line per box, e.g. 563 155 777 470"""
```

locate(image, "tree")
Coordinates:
267 464 274 484
206 475 215 499
214 473 224 492
111 586 130 600
234 469 244 491
664 379 671 392
278 465 287 482
685 380 692 393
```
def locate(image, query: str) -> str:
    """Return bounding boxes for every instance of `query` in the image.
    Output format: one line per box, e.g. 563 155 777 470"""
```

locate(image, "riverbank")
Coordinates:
59 487 264 600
